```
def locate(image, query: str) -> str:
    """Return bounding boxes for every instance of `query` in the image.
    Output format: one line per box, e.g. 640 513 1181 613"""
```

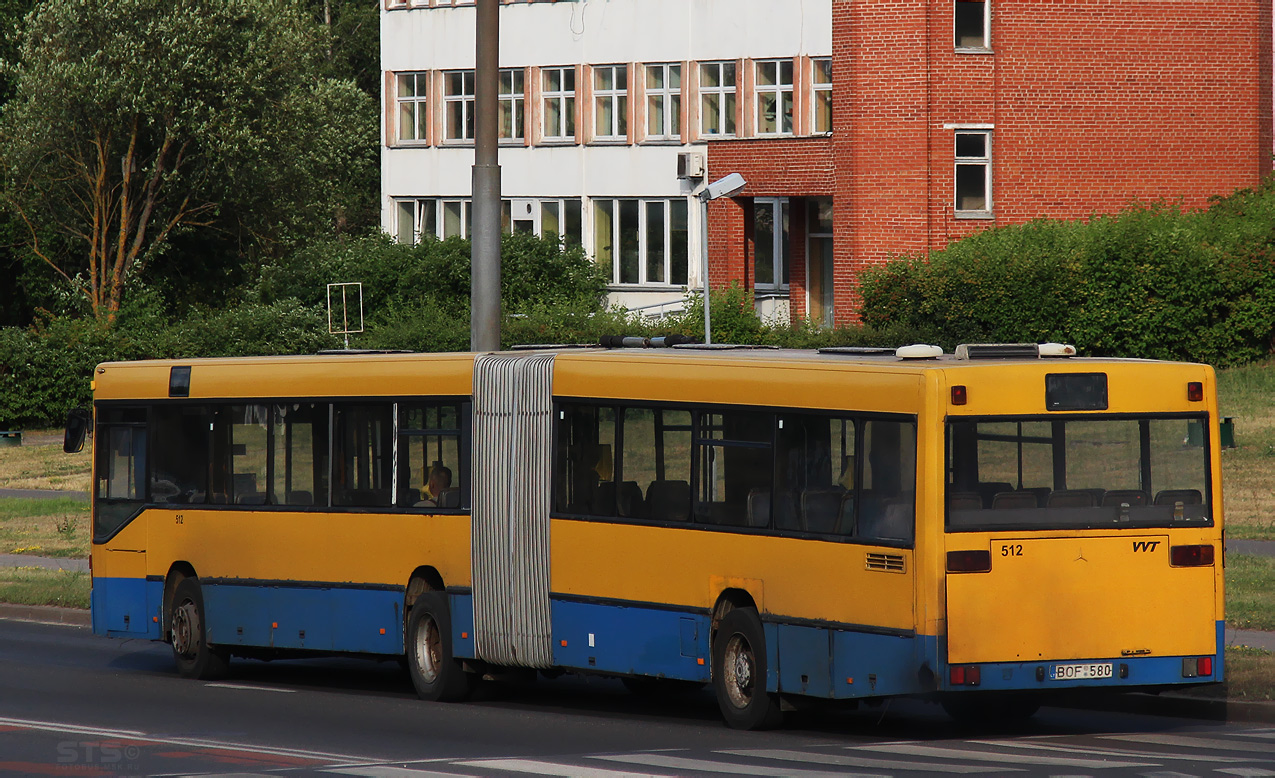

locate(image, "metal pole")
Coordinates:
471 0 501 352
700 194 712 345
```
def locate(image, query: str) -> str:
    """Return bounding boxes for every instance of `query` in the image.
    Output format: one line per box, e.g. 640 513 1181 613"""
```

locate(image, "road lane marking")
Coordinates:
458 758 669 777
0 715 380 764
205 682 297 693
592 753 884 777
968 739 1249 763
1101 734 1275 753
1213 770 1275 777
327 768 472 778
719 748 1022 773
854 743 1154 769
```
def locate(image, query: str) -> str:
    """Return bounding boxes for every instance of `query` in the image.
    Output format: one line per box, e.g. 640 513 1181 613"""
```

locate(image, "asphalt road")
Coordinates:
3 620 1275 776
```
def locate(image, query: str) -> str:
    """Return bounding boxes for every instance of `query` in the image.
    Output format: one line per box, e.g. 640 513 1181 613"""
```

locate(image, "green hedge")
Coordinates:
858 180 1275 366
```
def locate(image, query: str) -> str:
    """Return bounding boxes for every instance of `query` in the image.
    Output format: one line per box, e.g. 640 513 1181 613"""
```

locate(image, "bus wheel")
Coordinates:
169 578 229 680
406 592 474 702
712 607 783 730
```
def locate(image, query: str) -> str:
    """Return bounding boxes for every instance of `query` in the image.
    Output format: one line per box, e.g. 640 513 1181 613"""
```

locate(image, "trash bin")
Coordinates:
1220 417 1236 448
0 431 21 448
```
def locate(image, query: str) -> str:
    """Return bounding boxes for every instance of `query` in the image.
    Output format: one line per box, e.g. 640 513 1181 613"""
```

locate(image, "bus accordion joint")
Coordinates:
1170 544 1215 567
946 549 991 573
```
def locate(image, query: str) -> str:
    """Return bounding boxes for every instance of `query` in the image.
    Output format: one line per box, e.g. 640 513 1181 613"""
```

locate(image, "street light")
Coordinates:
696 173 746 345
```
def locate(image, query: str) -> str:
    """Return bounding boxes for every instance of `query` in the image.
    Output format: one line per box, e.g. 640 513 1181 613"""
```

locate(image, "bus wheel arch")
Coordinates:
162 562 198 640
710 588 757 644
168 576 229 680
405 567 445 611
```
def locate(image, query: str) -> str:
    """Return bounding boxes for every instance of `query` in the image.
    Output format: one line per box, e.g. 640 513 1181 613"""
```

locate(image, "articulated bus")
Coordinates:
77 343 1223 728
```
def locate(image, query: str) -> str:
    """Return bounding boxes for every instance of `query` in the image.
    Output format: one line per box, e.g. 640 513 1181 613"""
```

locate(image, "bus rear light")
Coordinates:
1170 544 1215 567
950 665 981 686
947 550 992 573
1187 382 1204 402
951 386 967 405
1183 656 1213 678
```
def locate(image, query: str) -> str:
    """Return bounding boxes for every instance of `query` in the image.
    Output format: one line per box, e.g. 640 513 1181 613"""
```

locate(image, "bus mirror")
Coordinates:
63 408 90 454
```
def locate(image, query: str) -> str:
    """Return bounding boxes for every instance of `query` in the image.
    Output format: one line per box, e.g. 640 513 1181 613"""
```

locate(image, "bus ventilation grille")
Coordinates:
865 553 906 573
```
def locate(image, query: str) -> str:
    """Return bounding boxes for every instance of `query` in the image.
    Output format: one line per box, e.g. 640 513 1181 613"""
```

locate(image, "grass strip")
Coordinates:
0 567 89 609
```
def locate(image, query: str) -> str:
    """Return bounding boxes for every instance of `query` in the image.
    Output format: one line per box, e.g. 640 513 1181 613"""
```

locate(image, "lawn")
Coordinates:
0 567 90 609
0 497 91 558
1217 362 1275 540
0 430 91 492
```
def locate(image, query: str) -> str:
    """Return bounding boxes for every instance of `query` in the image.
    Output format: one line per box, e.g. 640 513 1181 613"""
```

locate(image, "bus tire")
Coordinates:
712 607 783 730
169 578 229 680
406 592 474 702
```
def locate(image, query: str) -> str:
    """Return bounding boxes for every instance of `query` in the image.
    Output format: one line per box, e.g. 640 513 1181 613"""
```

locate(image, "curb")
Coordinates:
0 602 90 627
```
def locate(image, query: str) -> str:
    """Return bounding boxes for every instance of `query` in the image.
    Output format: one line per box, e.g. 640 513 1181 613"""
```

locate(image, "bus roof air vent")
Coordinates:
1039 342 1078 358
895 344 944 360
955 343 1040 360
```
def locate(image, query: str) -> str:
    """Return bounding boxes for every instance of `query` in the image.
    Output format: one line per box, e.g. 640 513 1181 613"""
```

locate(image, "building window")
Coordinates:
955 0 989 50
699 61 736 137
542 66 576 141
443 70 475 142
812 58 832 134
754 198 790 291
506 198 583 245
395 198 437 244
399 197 582 244
954 131 992 215
645 63 681 140
500 69 525 141
755 60 793 136
593 65 628 141
593 198 689 286
396 72 428 144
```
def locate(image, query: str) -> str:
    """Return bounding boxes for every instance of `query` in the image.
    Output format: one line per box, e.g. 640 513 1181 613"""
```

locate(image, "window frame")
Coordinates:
812 58 832 135
592 197 690 287
499 68 526 142
443 69 476 143
698 61 737 138
394 71 430 145
953 129 993 218
541 66 577 142
644 62 682 141
955 0 991 52
753 197 791 292
592 64 628 142
754 59 794 136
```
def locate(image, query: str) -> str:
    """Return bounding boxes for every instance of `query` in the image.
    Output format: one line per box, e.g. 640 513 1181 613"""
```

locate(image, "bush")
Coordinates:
859 182 1275 366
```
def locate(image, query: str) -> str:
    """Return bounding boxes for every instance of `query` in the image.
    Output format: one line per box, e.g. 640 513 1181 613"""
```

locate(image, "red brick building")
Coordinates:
707 0 1273 325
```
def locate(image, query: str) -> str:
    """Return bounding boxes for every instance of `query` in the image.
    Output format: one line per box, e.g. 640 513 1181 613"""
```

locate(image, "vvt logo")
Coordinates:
1133 540 1161 553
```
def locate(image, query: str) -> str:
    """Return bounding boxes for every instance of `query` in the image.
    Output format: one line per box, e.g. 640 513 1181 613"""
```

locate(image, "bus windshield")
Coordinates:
946 415 1211 532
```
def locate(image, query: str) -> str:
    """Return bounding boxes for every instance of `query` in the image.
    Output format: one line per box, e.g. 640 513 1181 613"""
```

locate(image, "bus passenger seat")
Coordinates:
746 489 771 528
237 493 267 505
1046 489 1095 508
774 491 800 531
835 493 856 535
976 482 1013 507
991 491 1039 509
947 491 983 511
1154 489 1202 506
590 481 617 515
647 480 690 522
802 488 844 533
438 487 461 508
617 481 646 518
1102 489 1148 507
287 490 314 505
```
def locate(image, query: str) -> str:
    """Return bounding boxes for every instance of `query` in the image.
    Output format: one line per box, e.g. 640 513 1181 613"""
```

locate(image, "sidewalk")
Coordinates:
0 553 86 572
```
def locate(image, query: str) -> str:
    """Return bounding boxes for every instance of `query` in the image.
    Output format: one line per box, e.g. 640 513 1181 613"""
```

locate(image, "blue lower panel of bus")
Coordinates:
202 582 405 654
91 576 162 640
940 621 1226 692
448 593 928 698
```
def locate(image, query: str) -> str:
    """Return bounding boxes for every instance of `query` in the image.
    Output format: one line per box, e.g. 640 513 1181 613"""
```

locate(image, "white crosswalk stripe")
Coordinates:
720 747 1022 773
328 768 472 778
969 738 1251 763
854 742 1155 768
592 752 887 777
456 759 669 777
1213 769 1275 777
1101 734 1275 754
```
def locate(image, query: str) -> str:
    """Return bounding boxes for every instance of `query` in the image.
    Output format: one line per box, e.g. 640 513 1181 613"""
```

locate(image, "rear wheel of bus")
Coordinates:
406 591 475 702
169 578 229 680
712 607 782 730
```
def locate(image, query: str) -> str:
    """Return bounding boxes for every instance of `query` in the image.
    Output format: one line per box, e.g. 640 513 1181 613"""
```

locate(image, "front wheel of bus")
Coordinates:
169 578 229 680
407 592 474 702
712 607 783 730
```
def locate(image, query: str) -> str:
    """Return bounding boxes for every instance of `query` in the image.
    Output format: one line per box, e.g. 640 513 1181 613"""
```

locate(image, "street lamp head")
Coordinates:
701 172 747 201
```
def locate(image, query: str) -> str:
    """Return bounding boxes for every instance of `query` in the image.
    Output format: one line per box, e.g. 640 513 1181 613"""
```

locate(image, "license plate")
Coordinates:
1050 662 1114 681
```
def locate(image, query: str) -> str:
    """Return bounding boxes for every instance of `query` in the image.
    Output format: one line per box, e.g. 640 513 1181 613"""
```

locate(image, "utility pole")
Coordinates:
471 0 501 352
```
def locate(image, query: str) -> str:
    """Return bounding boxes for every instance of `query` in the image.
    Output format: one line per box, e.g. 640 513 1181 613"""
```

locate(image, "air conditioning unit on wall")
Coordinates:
677 152 705 180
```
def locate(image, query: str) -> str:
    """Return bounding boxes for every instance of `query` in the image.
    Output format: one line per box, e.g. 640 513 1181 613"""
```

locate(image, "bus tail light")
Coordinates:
1182 656 1213 677
951 386 967 405
1187 382 1204 402
950 665 981 686
947 550 991 573
1170 544 1215 567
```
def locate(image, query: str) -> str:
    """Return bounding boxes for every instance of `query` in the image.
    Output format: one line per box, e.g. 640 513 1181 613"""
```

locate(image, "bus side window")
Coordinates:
95 406 147 539
694 410 772 528
399 402 465 510
555 403 616 516
332 404 394 507
858 419 917 545
151 406 211 504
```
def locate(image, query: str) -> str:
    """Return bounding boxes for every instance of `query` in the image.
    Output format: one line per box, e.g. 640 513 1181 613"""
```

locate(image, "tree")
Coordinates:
0 0 378 325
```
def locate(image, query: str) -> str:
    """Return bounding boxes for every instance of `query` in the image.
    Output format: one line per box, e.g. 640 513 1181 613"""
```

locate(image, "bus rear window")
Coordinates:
946 415 1210 531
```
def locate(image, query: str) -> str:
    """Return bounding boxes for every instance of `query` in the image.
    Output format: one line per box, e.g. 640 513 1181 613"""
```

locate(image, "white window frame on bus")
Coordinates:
644 62 682 142
755 59 794 136
444 70 475 143
592 64 628 142
753 197 790 292
955 0 991 51
949 124 993 218
542 66 576 142
698 61 737 138
394 72 429 146
592 198 691 287
812 58 832 135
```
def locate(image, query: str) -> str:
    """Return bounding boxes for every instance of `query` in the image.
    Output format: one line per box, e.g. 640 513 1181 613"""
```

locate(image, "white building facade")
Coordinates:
381 0 832 317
